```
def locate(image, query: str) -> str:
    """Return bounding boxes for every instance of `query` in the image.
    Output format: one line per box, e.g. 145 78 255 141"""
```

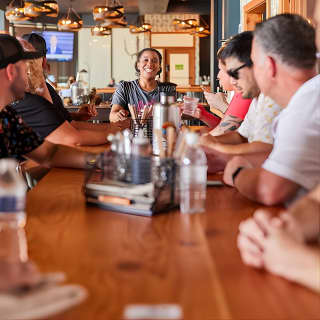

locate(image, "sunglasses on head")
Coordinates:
227 61 253 80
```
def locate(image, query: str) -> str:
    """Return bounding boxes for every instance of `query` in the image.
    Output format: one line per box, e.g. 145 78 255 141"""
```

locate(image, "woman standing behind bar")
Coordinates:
110 48 171 122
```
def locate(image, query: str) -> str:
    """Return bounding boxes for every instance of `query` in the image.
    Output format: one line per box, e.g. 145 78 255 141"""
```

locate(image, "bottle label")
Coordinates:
180 166 207 186
0 196 25 213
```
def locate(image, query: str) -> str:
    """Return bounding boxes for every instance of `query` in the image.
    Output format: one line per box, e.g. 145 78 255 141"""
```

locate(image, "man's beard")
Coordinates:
242 85 260 99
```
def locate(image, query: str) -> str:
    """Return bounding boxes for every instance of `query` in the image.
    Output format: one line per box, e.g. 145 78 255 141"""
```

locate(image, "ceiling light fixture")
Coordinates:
58 0 82 31
24 0 58 18
93 0 124 21
5 0 30 22
172 16 210 37
172 18 197 30
129 16 151 34
91 24 112 36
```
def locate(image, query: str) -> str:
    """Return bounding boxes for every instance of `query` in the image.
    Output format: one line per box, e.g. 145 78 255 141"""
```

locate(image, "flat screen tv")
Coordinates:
42 31 74 62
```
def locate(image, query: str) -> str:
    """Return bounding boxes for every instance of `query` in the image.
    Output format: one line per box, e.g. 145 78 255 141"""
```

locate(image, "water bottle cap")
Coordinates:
185 132 199 146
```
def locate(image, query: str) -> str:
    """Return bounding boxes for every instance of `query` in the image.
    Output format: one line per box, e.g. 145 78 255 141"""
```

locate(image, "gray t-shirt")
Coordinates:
111 80 175 111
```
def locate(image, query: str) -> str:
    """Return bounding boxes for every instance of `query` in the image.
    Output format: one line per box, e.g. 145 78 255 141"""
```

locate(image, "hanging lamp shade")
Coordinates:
189 26 210 37
24 0 59 18
101 16 127 28
172 17 210 37
92 0 124 21
173 18 197 30
5 0 30 22
58 7 82 31
91 24 111 36
129 16 151 34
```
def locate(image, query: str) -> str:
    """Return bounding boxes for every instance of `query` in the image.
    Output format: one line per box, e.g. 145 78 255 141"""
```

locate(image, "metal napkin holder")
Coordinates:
84 152 178 216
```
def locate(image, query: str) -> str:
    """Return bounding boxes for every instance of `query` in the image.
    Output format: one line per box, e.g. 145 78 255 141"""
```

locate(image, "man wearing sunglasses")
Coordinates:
223 14 320 206
200 31 282 172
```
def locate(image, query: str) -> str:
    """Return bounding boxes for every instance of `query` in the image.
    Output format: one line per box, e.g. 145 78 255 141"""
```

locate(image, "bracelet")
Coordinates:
232 166 244 184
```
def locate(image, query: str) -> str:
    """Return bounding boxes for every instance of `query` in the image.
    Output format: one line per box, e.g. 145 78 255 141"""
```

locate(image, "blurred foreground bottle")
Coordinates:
0 159 28 263
71 69 90 105
179 132 207 214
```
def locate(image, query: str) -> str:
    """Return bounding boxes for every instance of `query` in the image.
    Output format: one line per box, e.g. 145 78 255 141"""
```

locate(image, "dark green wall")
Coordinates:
225 0 240 39
0 10 5 30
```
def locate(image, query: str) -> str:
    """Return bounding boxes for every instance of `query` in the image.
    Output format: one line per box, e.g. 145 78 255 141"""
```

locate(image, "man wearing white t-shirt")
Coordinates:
199 31 282 173
224 14 320 205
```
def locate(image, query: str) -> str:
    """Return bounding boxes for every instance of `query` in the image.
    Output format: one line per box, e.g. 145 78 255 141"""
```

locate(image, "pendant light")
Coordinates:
172 17 210 38
172 18 197 30
93 0 124 21
24 0 59 18
91 24 112 36
58 0 82 31
129 16 151 34
5 0 30 22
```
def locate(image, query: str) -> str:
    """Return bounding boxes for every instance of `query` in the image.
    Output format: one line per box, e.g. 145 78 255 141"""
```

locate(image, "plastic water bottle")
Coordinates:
0 159 28 263
179 132 207 214
132 129 152 184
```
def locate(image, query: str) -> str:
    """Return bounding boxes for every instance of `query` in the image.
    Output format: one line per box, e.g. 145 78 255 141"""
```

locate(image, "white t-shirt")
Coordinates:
263 75 320 197
238 93 282 143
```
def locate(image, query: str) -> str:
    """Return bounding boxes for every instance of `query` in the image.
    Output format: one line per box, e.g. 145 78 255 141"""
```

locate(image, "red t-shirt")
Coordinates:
225 92 252 120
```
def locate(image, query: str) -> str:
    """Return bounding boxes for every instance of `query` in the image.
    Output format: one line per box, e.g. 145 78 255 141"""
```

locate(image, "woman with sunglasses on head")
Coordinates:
110 48 174 122
183 39 252 135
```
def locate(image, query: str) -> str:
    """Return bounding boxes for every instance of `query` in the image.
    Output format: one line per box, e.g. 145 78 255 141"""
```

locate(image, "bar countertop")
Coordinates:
25 168 320 320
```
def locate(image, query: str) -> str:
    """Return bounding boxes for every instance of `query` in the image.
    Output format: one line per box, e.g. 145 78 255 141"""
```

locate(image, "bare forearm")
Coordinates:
288 246 320 293
210 115 243 136
73 129 108 146
209 131 246 145
234 168 299 205
233 168 263 202
289 194 320 241
213 141 272 155
26 142 87 169
48 145 87 168
71 121 109 131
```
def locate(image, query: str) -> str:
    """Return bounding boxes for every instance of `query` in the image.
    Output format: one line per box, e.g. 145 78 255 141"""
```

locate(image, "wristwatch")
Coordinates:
86 154 98 168
232 166 244 184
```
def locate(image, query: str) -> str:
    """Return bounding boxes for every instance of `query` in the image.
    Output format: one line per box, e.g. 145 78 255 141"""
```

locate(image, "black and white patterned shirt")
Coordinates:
0 105 43 158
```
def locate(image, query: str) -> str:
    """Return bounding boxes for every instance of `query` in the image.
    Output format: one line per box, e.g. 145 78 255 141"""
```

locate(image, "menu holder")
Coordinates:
83 155 178 217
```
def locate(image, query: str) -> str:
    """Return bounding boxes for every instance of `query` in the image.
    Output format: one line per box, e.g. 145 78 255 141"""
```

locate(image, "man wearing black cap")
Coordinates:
0 34 94 168
21 32 96 122
11 34 122 147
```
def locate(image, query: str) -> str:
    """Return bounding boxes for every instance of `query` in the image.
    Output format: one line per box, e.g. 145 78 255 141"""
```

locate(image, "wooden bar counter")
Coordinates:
25 169 320 319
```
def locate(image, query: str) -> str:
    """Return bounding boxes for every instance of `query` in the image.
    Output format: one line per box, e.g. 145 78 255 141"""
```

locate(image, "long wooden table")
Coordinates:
25 169 320 319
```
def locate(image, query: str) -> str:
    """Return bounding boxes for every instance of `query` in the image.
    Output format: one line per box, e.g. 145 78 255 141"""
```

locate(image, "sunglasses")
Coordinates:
227 61 252 80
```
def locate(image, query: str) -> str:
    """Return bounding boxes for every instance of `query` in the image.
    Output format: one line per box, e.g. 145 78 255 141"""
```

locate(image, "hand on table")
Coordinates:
199 134 228 173
223 156 252 186
0 260 42 292
237 209 313 284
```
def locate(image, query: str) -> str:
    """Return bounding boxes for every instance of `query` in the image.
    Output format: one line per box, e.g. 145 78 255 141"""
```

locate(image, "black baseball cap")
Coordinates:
0 34 43 70
22 33 47 57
